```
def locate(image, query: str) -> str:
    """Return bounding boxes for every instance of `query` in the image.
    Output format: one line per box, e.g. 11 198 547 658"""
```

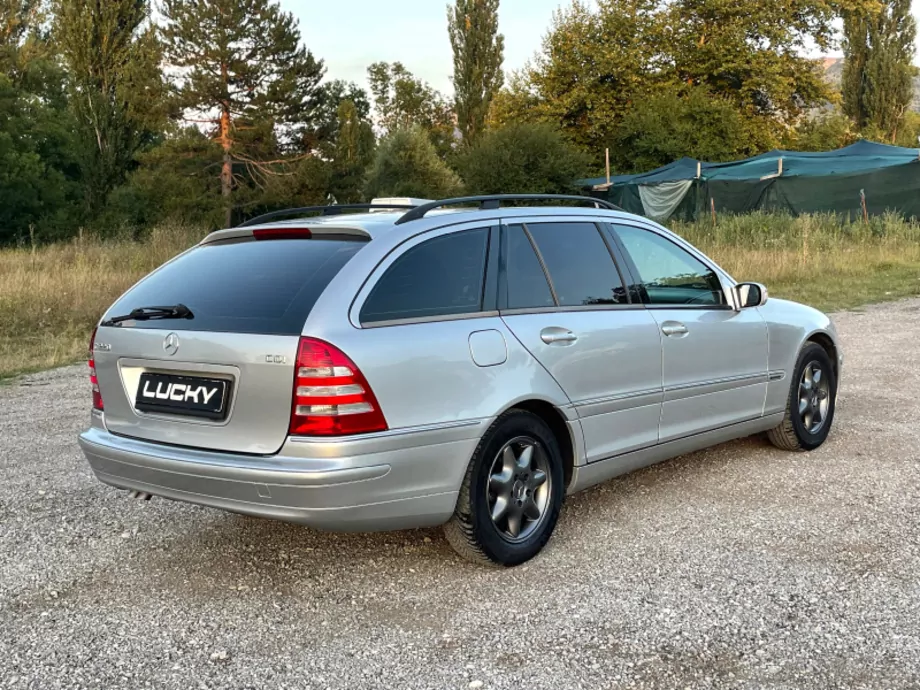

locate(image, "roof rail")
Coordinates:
236 203 417 229
394 194 623 226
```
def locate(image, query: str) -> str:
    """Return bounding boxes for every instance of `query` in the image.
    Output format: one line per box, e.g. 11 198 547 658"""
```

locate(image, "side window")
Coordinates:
613 225 726 306
526 222 628 307
504 225 555 310
360 228 489 324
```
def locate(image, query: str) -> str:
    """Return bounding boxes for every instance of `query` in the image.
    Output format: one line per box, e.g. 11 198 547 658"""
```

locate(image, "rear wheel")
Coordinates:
767 343 837 451
445 410 564 566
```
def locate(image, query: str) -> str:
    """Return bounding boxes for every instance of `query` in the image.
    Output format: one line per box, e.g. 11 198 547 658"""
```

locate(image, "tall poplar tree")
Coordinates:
330 98 375 202
447 0 504 144
160 0 326 226
843 0 917 141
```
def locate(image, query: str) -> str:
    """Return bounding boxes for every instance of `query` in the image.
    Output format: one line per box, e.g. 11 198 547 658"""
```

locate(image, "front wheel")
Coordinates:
767 343 837 451
444 410 564 567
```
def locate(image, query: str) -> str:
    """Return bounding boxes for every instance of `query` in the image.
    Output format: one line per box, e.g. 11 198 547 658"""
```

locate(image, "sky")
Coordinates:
289 0 920 96
290 0 567 94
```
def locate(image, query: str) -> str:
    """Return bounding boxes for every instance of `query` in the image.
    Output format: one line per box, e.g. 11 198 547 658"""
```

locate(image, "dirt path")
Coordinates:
1 299 919 689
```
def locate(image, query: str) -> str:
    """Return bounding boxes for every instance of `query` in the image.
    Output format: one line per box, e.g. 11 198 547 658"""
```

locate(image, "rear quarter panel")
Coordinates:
757 298 842 415
301 317 575 429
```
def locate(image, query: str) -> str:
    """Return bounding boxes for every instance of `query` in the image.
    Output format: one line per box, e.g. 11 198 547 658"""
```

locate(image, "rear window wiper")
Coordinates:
101 304 194 327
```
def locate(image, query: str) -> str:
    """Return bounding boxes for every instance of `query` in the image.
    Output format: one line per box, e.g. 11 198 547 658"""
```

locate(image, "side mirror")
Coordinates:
735 282 768 309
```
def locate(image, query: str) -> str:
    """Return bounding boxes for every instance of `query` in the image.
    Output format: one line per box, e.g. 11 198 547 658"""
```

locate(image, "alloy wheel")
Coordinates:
798 361 831 434
486 436 552 542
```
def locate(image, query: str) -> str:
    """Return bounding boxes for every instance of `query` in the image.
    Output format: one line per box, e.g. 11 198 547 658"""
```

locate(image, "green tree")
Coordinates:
160 0 326 226
842 0 917 141
329 98 375 202
662 0 851 150
0 0 82 244
523 0 664 156
447 0 504 144
250 156 333 216
521 0 877 166
787 110 857 152
106 127 224 230
453 122 589 194
487 71 543 130
0 0 40 72
893 111 920 147
611 86 750 172
367 62 455 157
365 126 462 200
307 79 371 155
0 72 82 243
53 0 165 218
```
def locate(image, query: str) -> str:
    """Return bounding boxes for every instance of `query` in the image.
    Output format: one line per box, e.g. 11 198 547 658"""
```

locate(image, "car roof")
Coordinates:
203 206 650 244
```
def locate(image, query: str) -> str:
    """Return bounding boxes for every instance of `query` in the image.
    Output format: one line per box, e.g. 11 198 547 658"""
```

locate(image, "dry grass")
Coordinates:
0 224 207 380
1 213 920 381
673 212 920 312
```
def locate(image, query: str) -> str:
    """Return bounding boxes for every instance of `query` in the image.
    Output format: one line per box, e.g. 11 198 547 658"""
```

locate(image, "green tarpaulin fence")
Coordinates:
578 141 920 222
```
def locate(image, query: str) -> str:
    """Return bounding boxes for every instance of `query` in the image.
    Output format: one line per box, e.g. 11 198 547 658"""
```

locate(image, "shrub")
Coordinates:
612 85 752 172
365 127 462 199
788 111 857 152
453 122 590 195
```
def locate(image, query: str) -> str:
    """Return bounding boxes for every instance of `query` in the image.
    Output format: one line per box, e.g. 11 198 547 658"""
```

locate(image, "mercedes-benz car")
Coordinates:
79 195 842 566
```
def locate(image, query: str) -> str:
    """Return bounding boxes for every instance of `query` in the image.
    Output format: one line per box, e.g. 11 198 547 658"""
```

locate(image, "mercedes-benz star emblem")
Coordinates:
163 333 180 356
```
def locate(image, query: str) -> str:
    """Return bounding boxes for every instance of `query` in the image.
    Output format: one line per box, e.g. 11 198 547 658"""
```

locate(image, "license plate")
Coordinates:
135 373 230 420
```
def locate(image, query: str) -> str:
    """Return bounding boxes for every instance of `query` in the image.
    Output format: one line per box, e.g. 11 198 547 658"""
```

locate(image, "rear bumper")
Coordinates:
79 417 484 531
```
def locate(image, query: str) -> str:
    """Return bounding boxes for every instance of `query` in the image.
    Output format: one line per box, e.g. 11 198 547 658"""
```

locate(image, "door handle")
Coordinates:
540 327 578 345
661 322 689 337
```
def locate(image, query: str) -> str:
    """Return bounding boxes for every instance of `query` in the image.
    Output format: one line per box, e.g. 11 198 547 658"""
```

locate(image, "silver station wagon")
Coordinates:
79 195 842 566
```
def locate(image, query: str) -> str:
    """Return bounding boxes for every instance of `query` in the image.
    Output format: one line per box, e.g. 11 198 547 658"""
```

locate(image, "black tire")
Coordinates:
767 342 837 452
444 410 565 567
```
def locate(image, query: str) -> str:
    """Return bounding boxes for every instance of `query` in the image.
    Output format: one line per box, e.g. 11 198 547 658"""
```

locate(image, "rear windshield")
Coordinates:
105 237 364 335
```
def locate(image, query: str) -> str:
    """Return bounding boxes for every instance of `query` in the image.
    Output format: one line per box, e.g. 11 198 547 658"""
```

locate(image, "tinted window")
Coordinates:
505 225 554 310
360 228 489 323
106 238 364 335
614 225 726 306
526 223 628 307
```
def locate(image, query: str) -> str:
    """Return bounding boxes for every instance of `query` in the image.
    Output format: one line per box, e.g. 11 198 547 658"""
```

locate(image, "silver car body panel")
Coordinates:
81 206 842 532
758 298 843 414
502 308 663 462
568 413 785 493
93 328 300 455
651 306 770 442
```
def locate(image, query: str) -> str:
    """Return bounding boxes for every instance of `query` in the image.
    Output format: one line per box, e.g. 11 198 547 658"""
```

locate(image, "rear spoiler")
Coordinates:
200 225 371 246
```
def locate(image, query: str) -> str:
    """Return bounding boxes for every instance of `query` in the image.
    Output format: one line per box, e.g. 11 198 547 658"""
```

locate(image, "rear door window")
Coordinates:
503 225 555 310
525 222 629 307
106 238 364 335
360 228 490 324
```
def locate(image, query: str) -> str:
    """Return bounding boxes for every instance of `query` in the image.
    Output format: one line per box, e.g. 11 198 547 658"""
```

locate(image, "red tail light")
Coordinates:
290 338 387 436
88 327 104 411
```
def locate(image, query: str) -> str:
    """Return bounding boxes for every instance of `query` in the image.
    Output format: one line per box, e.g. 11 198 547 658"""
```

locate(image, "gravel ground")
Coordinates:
2 299 920 690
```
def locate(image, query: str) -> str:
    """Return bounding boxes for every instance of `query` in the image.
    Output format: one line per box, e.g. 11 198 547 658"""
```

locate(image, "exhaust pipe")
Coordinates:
127 490 153 501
